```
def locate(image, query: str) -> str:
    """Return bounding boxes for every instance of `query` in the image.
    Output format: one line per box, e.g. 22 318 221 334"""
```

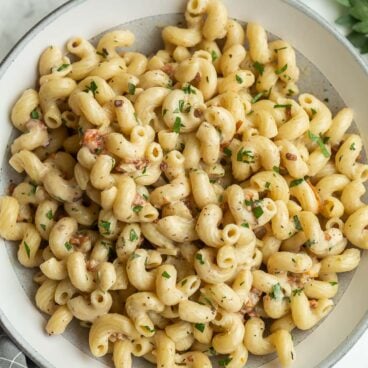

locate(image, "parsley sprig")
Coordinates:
335 0 368 54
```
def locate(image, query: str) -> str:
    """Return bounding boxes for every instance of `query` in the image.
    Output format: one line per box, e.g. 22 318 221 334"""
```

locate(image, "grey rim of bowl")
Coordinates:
1 0 368 367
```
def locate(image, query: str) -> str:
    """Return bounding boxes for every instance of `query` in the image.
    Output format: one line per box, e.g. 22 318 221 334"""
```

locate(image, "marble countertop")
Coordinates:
0 0 368 367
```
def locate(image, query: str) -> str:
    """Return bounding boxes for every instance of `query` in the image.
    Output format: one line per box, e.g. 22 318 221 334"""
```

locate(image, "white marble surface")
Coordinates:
0 0 368 367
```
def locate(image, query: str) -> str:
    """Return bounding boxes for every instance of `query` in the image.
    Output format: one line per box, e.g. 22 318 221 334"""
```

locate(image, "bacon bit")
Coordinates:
285 106 292 120
114 99 123 107
124 158 149 171
324 233 332 241
240 288 262 317
161 63 175 78
133 193 146 206
236 120 243 131
285 152 297 161
82 129 105 154
86 259 98 272
309 299 318 309
7 182 16 195
70 233 90 247
186 355 194 363
160 162 168 172
194 108 203 118
192 72 201 86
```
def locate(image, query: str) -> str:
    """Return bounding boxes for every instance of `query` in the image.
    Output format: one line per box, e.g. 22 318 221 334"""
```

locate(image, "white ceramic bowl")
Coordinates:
1 1 368 367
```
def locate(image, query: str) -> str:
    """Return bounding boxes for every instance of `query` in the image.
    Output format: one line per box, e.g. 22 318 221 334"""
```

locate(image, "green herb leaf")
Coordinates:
64 242 73 251
253 61 265 75
350 1 368 21
353 20 368 33
181 279 188 286
57 63 70 72
182 84 196 94
251 91 265 103
274 104 292 109
29 182 37 195
99 220 111 235
194 323 205 333
173 116 185 133
329 281 338 286
275 64 288 75
252 206 264 219
129 229 138 241
142 325 155 333
237 147 255 163
223 147 232 157
347 31 368 49
235 74 243 84
196 253 205 265
218 356 232 366
293 215 302 231
128 83 136 95
132 205 143 213
273 166 280 174
307 130 330 158
211 50 218 62
336 14 356 26
84 80 98 97
241 222 249 228
24 241 31 258
40 224 46 231
290 178 304 187
30 109 39 119
269 283 282 300
130 252 141 260
46 210 54 220
265 181 271 189
335 0 351 6
162 271 171 279
292 288 304 296
350 142 356 150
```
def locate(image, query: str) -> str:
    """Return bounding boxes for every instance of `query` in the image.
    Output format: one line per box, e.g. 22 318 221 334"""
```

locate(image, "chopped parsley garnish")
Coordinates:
162 271 171 279
182 84 196 94
274 104 292 109
237 147 255 163
269 283 282 300
130 252 141 260
142 325 155 333
30 108 39 119
84 80 98 97
223 147 232 157
275 63 288 75
57 63 70 72
311 108 317 117
181 279 188 286
241 222 249 228
162 108 168 116
292 288 303 296
307 130 330 158
40 224 46 231
329 281 338 286
129 229 138 241
253 61 265 75
293 215 302 231
273 166 280 174
96 48 109 58
211 50 218 62
173 116 185 133
350 142 356 151
251 91 265 103
290 178 304 188
64 242 72 251
29 182 37 195
235 74 243 84
218 356 232 366
46 210 54 220
196 253 205 265
128 83 136 95
132 205 143 213
265 181 271 189
252 206 264 219
99 220 111 235
194 323 205 333
24 241 31 258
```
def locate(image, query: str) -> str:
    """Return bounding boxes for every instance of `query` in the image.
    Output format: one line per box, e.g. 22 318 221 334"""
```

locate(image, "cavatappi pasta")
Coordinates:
1 0 367 367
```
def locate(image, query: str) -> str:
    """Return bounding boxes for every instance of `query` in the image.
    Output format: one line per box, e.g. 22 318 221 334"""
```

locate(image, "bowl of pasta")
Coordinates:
1 0 368 367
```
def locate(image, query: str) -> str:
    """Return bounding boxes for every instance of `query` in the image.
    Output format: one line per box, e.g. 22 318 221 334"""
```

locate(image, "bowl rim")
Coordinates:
1 0 368 367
